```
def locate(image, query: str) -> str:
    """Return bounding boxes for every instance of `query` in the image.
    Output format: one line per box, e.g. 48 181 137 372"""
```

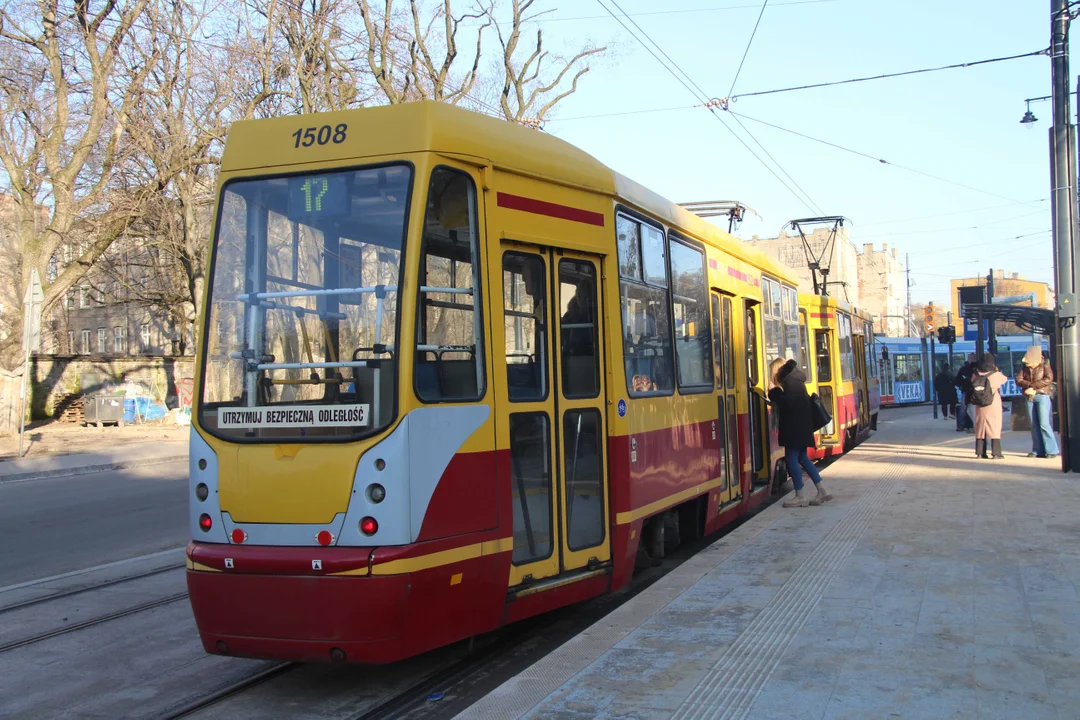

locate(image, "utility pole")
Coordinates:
929 304 937 418
906 252 912 337
946 310 955 370
987 268 998 357
1050 0 1080 472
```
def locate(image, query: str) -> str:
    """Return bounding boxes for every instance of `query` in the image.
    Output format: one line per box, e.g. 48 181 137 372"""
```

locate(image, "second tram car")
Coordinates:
799 294 879 459
186 102 869 664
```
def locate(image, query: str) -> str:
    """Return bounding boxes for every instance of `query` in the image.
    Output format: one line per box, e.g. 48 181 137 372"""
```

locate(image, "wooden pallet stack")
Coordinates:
54 393 84 424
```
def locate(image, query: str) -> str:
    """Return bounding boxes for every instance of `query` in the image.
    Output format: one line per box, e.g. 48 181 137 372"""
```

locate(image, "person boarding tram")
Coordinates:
768 357 833 508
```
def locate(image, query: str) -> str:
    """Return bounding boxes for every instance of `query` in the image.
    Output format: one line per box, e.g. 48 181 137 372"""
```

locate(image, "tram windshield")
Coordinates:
199 164 412 440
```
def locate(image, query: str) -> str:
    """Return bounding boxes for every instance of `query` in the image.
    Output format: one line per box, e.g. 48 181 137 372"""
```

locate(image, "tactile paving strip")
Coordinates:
672 459 906 720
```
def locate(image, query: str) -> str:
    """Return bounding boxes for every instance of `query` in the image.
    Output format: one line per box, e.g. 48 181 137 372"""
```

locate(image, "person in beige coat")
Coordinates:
971 355 1008 459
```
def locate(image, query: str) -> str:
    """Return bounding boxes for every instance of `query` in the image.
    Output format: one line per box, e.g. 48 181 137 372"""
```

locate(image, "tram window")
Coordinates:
642 224 667 287
509 412 553 565
618 213 674 396
864 321 876 377
414 167 484 403
617 215 641 280
563 409 605 551
669 237 712 389
746 304 760 387
815 330 832 383
895 354 922 383
799 310 811 380
838 313 855 381
559 260 600 399
503 253 547 401
199 164 411 440
711 294 724 389
762 278 782 364
723 297 736 390
621 283 675 395
781 286 800 363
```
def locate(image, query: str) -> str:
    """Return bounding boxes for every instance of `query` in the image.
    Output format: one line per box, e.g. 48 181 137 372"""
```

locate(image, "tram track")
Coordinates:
0 591 190 654
156 662 300 720
0 563 184 614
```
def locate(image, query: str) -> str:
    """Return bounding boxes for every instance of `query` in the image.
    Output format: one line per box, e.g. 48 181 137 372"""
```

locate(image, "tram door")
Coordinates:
711 292 740 505
852 332 870 431
814 329 839 444
745 301 766 479
496 242 611 588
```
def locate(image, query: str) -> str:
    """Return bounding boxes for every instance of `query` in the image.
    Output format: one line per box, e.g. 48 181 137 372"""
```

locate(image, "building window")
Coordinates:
80 329 90 354
140 324 151 353
114 326 126 354
79 287 89 308
67 331 75 354
97 328 106 354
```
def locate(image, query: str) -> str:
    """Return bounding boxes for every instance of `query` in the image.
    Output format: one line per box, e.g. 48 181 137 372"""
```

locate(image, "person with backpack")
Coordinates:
953 353 977 433
970 354 1008 459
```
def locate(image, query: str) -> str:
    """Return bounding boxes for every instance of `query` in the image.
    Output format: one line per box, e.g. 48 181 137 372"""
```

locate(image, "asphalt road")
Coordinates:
0 461 188 587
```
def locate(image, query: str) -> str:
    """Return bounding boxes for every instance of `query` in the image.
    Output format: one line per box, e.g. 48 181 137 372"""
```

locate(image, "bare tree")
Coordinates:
487 0 605 125
0 0 153 374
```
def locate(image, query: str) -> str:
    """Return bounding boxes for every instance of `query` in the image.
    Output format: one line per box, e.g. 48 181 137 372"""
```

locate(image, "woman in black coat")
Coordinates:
933 364 958 419
768 358 832 508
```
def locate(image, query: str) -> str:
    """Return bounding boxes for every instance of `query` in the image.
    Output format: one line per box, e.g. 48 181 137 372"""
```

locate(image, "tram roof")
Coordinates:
798 292 872 320
220 101 794 284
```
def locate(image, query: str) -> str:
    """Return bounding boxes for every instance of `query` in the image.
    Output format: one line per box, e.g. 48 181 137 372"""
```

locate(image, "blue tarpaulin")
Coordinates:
123 398 168 422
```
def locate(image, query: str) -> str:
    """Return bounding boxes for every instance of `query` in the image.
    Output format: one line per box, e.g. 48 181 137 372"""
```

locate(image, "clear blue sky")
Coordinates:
526 0 1052 308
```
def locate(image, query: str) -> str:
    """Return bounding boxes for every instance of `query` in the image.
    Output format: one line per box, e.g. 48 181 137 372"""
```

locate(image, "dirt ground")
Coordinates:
0 419 187 461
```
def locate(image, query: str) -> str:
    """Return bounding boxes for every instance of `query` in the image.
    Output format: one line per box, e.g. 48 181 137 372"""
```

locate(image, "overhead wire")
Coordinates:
727 0 769 98
593 0 824 215
728 110 1043 208
728 48 1048 101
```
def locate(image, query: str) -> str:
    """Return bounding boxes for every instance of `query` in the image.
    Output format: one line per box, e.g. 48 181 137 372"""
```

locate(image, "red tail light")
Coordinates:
231 528 247 544
199 514 212 532
360 517 378 536
316 530 334 546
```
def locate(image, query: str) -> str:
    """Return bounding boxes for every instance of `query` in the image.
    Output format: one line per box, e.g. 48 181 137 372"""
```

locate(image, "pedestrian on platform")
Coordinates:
1016 346 1059 459
934 363 958 419
768 357 833 508
954 353 977 433
970 354 1007 459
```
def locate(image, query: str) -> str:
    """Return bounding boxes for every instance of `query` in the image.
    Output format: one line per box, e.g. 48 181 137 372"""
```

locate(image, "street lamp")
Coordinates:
1021 96 1049 126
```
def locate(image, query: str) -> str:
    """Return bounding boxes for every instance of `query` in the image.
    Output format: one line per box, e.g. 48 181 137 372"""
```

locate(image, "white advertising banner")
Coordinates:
217 404 369 428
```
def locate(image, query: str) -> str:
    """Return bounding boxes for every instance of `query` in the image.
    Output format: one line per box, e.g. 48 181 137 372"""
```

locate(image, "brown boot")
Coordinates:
809 482 833 505
783 488 810 508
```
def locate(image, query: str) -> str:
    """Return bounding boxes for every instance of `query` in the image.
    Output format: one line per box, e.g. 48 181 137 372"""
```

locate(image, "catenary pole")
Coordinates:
906 253 912 337
1050 0 1080 472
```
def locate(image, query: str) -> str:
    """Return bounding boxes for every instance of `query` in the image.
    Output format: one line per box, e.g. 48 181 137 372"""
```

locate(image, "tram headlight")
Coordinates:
195 483 209 502
367 484 386 503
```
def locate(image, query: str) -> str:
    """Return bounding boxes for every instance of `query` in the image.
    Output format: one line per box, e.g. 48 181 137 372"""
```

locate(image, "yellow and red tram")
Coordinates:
800 294 880 459
186 102 863 664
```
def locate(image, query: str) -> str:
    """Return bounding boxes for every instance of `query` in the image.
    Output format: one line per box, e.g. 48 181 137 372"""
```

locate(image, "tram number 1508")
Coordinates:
292 124 348 149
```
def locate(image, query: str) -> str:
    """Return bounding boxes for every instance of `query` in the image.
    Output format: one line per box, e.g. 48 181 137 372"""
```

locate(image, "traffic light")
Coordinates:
937 326 955 344
923 304 934 334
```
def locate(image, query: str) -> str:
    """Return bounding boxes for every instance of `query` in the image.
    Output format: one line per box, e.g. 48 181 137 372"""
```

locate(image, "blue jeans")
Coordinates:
1030 394 1059 456
785 447 824 491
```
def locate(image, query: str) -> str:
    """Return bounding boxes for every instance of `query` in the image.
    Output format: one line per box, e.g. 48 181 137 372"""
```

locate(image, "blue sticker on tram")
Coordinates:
617 399 627 418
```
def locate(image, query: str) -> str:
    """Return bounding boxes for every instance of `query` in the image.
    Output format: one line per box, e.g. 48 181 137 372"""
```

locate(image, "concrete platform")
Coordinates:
459 407 1080 720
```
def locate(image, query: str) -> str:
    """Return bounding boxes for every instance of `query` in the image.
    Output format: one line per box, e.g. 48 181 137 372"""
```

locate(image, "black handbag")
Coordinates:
810 393 832 431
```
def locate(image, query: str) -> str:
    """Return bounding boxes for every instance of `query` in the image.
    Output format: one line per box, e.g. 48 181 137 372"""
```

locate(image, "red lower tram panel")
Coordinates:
187 542 510 664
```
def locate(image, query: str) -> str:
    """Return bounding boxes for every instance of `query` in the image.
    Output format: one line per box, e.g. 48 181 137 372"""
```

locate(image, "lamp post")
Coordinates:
1049 0 1080 472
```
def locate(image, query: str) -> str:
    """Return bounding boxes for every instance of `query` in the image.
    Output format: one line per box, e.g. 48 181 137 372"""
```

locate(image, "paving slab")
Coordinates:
458 407 1080 720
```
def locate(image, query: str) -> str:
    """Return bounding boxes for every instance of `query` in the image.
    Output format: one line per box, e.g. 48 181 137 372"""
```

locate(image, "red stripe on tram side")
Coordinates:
496 192 606 227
